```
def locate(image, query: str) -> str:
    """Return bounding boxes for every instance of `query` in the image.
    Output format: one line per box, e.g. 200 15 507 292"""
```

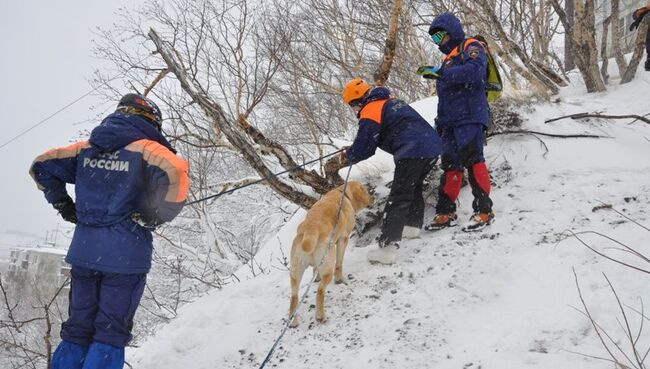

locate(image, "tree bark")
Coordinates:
491 44 549 95
573 0 607 92
373 0 402 86
144 69 170 97
468 0 562 95
564 0 576 70
621 15 650 84
600 16 611 84
610 0 629 75
551 0 607 92
532 60 569 86
149 29 319 209
236 115 331 194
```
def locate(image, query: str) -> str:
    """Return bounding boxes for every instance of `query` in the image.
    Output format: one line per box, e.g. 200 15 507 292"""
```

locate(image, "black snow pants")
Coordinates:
378 158 436 245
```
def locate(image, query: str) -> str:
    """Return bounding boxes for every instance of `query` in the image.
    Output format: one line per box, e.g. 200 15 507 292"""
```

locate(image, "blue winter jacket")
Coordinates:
345 87 441 164
30 112 190 274
430 13 490 129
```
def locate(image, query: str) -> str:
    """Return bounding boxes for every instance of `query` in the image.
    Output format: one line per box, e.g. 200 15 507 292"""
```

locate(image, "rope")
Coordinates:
186 150 344 206
0 55 152 151
256 164 354 369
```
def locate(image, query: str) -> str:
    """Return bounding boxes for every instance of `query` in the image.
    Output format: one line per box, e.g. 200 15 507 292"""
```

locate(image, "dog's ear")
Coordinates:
358 183 375 206
346 181 373 209
346 181 361 198
360 183 373 208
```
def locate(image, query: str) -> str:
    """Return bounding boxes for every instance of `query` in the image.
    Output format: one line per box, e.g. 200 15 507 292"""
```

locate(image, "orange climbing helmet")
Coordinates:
342 78 370 105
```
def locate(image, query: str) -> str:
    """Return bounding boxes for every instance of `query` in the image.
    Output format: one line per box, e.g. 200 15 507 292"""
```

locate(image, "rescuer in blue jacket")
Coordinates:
30 94 190 369
341 78 441 264
417 12 495 232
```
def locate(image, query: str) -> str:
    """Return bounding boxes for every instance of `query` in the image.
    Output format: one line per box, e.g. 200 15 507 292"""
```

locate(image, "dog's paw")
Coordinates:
335 276 348 285
289 315 302 328
315 314 327 323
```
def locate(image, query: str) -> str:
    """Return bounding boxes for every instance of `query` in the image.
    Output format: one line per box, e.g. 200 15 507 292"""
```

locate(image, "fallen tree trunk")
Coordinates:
149 29 319 209
545 112 650 125
487 130 608 139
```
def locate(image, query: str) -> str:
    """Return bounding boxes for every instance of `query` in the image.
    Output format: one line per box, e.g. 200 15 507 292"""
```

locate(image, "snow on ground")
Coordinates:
129 68 650 369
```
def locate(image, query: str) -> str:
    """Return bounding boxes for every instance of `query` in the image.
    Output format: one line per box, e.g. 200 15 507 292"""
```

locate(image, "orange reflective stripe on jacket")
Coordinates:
29 141 91 189
359 99 388 125
125 139 190 203
443 38 484 63
32 141 91 163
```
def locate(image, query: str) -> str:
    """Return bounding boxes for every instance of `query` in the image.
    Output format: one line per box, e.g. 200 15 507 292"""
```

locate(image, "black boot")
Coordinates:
645 59 650 71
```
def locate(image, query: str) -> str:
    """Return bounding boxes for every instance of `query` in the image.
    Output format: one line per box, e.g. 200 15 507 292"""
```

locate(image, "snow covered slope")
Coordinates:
129 69 650 369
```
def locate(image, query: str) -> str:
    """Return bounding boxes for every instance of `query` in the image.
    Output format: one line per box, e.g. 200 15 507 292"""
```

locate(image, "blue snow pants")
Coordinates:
438 123 486 171
61 266 146 347
52 266 146 369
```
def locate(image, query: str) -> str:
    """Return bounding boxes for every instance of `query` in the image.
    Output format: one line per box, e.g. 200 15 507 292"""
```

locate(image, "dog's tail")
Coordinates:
299 232 319 254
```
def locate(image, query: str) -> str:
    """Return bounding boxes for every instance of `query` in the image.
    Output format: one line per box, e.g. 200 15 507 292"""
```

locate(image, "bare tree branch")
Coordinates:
566 230 650 275
573 268 625 366
143 69 170 96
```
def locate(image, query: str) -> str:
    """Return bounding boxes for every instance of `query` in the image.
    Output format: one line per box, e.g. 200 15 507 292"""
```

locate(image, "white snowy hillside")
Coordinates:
129 67 650 369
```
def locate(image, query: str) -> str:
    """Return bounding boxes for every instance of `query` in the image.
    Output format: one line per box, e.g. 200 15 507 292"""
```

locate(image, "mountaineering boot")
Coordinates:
81 342 125 369
424 213 458 231
367 242 399 265
402 226 421 239
462 212 495 232
645 59 650 71
51 340 89 369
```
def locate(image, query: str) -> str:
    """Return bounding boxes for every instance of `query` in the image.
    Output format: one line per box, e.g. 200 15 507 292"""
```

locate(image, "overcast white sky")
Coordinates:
0 1 145 250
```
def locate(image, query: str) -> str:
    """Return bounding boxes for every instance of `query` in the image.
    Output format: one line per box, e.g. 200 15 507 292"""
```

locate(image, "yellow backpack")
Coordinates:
457 35 503 102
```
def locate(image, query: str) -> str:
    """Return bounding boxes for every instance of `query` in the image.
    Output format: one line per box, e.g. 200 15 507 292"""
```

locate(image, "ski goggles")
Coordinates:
430 30 447 45
348 98 364 108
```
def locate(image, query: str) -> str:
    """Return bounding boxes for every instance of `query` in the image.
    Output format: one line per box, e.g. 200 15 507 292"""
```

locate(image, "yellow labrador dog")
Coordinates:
289 181 373 327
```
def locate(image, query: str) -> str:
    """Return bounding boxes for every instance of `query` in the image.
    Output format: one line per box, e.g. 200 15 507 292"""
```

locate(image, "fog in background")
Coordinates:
0 1 144 255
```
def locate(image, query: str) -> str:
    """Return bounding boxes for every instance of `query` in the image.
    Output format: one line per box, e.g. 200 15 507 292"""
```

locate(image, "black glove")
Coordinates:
53 195 77 224
131 212 159 229
631 8 648 31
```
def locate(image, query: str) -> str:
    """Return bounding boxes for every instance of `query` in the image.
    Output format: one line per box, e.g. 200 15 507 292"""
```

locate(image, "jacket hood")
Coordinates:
356 87 391 118
429 12 465 55
362 87 391 104
89 112 176 153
